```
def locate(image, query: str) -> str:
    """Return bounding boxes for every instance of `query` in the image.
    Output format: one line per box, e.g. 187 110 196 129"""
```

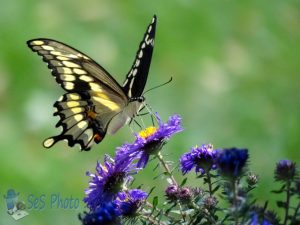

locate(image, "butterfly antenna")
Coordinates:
143 77 173 96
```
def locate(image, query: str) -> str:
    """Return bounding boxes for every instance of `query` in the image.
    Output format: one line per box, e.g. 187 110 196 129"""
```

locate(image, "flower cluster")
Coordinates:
78 113 300 225
180 144 217 175
80 113 183 224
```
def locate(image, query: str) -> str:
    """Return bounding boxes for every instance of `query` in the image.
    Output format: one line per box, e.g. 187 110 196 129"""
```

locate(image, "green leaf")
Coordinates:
180 177 188 187
152 196 158 208
212 185 221 194
271 184 286 193
276 201 287 208
148 187 156 197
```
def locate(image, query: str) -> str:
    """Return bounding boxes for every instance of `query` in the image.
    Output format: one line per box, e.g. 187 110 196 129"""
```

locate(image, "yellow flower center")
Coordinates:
138 126 157 139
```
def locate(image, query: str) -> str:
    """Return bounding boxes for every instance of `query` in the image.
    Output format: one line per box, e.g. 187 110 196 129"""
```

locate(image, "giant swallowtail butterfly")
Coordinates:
27 15 156 151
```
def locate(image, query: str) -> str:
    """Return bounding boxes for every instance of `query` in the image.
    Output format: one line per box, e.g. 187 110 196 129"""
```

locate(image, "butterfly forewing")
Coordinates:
27 39 127 100
122 15 157 98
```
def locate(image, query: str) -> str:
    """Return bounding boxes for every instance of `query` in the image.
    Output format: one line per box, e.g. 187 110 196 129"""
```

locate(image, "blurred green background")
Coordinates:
0 0 299 224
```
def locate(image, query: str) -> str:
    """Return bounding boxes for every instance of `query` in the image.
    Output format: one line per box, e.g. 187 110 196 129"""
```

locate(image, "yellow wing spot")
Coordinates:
70 107 84 114
63 61 80 68
92 97 120 111
73 68 87 75
66 101 80 107
135 59 140 67
32 40 44 45
133 68 138 76
82 55 90 60
89 83 102 91
64 82 75 90
80 75 93 82
77 121 88 129
138 50 143 58
43 138 55 148
57 56 70 61
42 45 55 51
68 94 81 100
73 114 84 121
50 51 63 56
57 67 72 74
65 54 79 59
94 92 110 100
61 74 76 81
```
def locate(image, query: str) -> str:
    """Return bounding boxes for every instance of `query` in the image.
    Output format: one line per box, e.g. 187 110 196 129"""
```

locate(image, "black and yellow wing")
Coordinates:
27 15 157 151
27 39 128 150
123 15 157 98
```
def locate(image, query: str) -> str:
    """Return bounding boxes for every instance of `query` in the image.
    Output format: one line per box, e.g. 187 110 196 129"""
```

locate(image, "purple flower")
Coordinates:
114 189 148 217
250 206 279 225
180 144 217 175
177 187 193 204
165 184 179 202
251 213 273 225
116 114 183 168
84 155 136 211
274 159 296 182
215 148 249 178
79 202 121 225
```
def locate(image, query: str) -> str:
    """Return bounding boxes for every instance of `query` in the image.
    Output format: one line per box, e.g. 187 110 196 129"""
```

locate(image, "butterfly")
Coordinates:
27 15 157 151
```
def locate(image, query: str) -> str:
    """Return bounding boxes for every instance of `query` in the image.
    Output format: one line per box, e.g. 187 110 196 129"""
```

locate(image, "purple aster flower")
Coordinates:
178 187 193 204
274 159 297 182
251 214 274 225
79 202 121 225
180 144 217 175
114 189 148 217
116 113 183 168
250 206 280 225
165 184 179 202
215 148 249 178
84 155 136 211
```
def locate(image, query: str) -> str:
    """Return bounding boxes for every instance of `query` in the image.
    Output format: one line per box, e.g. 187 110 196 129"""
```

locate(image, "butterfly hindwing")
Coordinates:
44 91 126 150
122 15 157 98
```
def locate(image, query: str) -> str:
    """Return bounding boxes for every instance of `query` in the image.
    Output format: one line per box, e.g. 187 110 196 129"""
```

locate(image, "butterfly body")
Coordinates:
27 15 157 150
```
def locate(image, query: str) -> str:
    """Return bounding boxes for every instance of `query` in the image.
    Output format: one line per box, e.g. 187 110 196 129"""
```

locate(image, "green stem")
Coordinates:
206 172 213 197
156 152 178 186
283 180 291 225
232 179 239 225
145 201 174 221
156 152 187 221
191 202 217 225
